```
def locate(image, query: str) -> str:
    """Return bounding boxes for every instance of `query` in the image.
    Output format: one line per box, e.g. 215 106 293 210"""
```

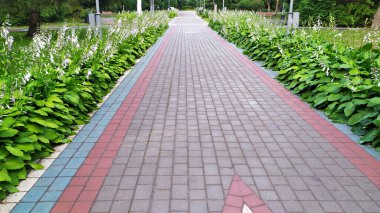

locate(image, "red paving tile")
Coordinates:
222 175 271 213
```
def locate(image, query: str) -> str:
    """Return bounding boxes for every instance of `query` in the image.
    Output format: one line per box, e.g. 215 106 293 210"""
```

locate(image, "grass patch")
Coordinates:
300 28 379 49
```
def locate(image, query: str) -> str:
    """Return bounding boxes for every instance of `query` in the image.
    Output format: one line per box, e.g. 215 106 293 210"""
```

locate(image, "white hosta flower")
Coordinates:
74 67 80 74
0 27 9 39
86 69 92 79
62 58 70 68
363 32 372 43
57 67 65 79
1 27 14 51
22 72 31 84
32 34 48 58
334 33 342 39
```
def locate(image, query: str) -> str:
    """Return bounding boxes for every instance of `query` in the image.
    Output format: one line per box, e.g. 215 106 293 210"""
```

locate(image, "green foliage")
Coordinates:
208 11 380 149
295 0 378 27
0 12 169 200
237 0 264 11
168 10 179 18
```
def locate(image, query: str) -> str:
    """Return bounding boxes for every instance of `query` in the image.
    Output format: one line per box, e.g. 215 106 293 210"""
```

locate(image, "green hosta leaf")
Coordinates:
29 117 59 128
358 42 373 52
38 136 49 143
34 109 48 116
373 116 380 127
330 112 347 123
47 94 63 103
79 92 93 100
348 111 375 125
40 107 53 113
45 100 55 108
0 168 11 182
352 99 368 105
1 117 15 128
0 147 9 160
3 183 18 193
368 97 380 107
29 162 44 170
0 128 19 138
327 94 341 102
25 123 44 133
351 76 363 85
344 102 356 117
3 158 25 170
43 129 59 140
17 167 27 179
326 85 341 94
54 103 69 113
35 100 45 107
52 87 68 93
349 69 360 75
360 128 380 143
339 64 351 69
16 144 35 152
5 146 24 157
63 91 80 105
15 134 38 143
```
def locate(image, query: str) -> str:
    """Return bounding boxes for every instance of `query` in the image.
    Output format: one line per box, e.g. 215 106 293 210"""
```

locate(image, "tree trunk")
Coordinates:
372 6 380 29
266 0 270 12
177 0 182 10
27 11 40 37
275 0 280 12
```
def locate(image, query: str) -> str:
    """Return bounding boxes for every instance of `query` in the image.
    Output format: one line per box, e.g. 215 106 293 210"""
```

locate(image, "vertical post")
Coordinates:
95 0 101 36
95 0 101 28
222 0 224 11
137 0 142 14
287 0 294 34
150 0 155 11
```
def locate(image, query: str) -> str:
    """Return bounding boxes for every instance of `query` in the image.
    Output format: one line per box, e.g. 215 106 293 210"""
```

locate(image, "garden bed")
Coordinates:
0 11 173 200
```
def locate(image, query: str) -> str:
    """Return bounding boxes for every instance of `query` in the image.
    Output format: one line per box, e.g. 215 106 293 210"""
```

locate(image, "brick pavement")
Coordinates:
11 11 380 213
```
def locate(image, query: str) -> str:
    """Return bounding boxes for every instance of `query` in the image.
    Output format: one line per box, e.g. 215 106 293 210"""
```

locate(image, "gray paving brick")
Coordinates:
110 201 131 213
89 11 380 213
171 200 188 211
92 201 112 212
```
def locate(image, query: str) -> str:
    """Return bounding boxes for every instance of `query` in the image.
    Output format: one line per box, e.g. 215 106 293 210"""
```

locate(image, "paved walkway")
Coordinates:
9 12 380 213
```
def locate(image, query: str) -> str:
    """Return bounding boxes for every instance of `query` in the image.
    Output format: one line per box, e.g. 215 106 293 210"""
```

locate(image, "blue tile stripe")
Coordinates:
11 31 169 213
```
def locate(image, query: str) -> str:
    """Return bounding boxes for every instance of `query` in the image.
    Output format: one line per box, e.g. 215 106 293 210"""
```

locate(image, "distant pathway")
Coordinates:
10 11 380 213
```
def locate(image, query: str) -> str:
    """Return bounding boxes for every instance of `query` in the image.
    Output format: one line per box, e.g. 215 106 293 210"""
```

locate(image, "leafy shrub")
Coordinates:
237 0 264 11
168 10 178 18
0 12 169 200
296 0 377 27
208 11 380 149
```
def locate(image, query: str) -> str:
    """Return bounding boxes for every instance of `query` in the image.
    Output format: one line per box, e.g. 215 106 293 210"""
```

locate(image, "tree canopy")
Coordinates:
0 0 378 30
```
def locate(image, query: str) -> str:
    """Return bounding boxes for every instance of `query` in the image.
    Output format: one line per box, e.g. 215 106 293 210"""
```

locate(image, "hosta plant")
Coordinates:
0 11 170 200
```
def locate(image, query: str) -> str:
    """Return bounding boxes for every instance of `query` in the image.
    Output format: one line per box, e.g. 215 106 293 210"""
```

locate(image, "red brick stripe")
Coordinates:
51 29 174 213
210 30 380 188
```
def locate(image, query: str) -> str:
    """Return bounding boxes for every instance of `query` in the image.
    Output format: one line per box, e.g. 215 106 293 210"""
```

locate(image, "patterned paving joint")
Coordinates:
6 11 380 213
222 175 271 213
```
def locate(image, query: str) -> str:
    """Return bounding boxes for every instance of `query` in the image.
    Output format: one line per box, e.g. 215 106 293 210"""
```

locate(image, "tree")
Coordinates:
237 0 263 10
19 0 60 36
275 0 280 12
265 0 270 11
371 5 380 29
0 0 64 36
